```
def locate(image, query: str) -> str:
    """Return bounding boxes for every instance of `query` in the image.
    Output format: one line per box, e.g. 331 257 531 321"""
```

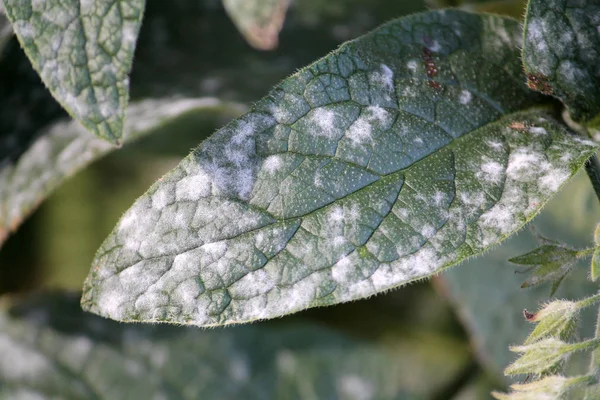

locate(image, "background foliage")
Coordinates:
1 0 598 398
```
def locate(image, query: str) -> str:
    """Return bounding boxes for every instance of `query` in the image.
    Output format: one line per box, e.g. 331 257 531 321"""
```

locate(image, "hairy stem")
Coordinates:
590 307 600 378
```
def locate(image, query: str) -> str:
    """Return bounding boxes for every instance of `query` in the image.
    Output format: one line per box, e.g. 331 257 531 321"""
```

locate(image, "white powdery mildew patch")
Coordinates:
370 64 395 95
506 148 548 182
346 106 392 145
370 246 441 290
528 126 547 135
459 90 472 105
558 60 587 86
228 269 276 299
433 191 447 207
331 255 354 283
526 18 552 75
538 167 571 192
175 171 212 202
407 60 418 72
476 159 504 184
201 113 276 200
310 108 337 138
12 20 34 40
116 199 159 253
485 139 504 151
262 154 283 174
427 40 442 52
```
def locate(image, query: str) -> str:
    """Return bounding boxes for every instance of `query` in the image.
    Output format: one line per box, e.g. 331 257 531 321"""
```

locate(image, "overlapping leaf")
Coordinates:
0 97 245 248
0 293 424 400
522 0 600 124
82 11 598 327
223 0 289 50
2 0 145 144
0 0 419 252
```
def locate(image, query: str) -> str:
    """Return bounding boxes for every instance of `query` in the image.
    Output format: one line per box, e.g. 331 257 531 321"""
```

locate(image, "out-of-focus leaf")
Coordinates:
461 0 527 19
0 97 246 248
0 4 12 60
82 10 598 327
223 0 289 50
428 0 527 19
522 0 600 124
2 0 145 144
0 293 430 400
436 172 600 382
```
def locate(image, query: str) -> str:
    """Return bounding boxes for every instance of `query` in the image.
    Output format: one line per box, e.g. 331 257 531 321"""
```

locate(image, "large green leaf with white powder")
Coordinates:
2 0 144 144
522 0 600 124
82 11 598 327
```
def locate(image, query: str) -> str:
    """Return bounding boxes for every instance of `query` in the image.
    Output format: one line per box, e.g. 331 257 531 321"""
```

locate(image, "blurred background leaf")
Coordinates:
1 0 597 398
437 172 600 383
0 293 433 400
427 0 527 19
223 0 290 50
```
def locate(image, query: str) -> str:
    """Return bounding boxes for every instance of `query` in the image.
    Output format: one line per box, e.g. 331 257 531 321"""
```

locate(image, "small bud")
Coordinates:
524 300 579 344
492 375 591 400
505 338 573 376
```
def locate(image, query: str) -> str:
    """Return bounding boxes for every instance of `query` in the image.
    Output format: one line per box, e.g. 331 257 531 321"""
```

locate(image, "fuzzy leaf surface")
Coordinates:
0 294 419 400
522 0 600 123
2 0 144 144
83 11 598 327
223 0 289 50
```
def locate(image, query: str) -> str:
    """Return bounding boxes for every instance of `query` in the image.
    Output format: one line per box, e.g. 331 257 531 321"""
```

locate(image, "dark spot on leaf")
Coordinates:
422 47 438 78
422 47 442 90
526 73 553 95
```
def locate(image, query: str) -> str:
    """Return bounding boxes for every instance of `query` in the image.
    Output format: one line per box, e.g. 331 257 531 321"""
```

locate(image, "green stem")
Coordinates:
577 292 600 310
585 154 600 206
577 247 597 258
590 307 600 378
567 336 600 353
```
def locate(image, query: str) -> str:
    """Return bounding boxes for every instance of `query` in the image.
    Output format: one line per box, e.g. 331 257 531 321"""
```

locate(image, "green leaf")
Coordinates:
522 0 600 124
2 0 145 144
0 97 245 248
508 243 581 294
223 0 290 50
437 172 600 381
82 10 598 327
0 293 425 400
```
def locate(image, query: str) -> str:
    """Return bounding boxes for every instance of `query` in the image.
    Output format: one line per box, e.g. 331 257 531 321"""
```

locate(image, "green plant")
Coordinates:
1 0 600 398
